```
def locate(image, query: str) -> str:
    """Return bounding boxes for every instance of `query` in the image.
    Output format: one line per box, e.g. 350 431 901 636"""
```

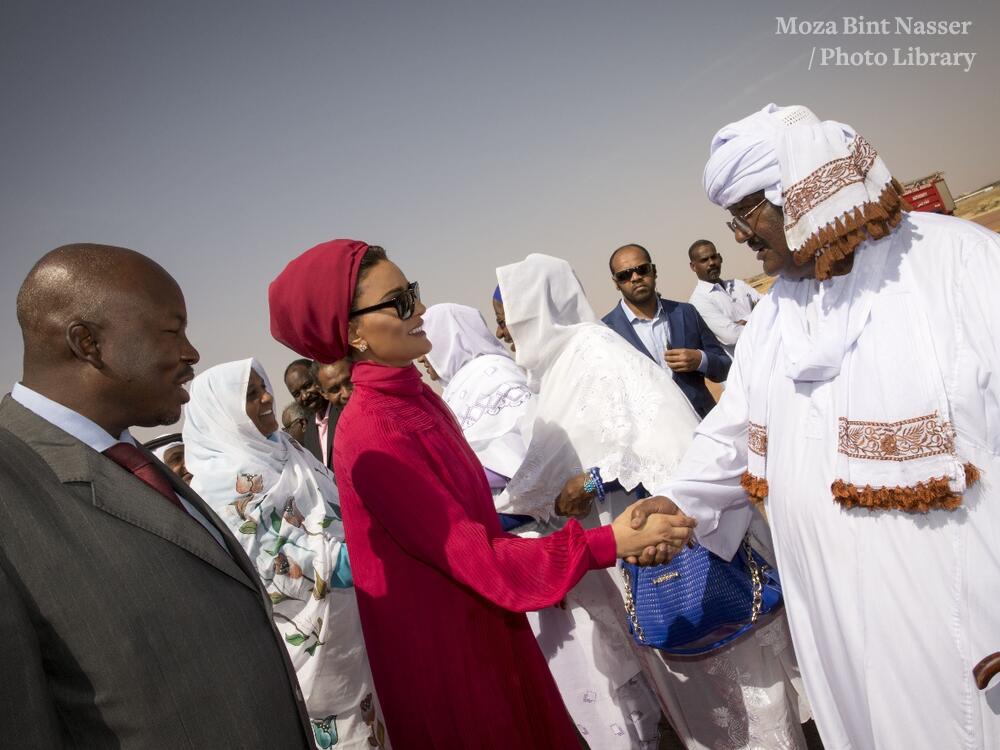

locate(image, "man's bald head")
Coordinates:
16 243 199 435
17 244 179 362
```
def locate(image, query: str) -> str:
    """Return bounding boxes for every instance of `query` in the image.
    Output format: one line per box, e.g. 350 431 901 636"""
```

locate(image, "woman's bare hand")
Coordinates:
611 497 696 563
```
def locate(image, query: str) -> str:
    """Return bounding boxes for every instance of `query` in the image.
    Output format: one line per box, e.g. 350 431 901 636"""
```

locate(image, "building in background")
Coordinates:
902 173 957 215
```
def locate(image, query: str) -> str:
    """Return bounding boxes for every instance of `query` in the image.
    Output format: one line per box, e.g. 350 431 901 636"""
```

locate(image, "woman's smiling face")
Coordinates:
349 260 430 367
246 368 279 436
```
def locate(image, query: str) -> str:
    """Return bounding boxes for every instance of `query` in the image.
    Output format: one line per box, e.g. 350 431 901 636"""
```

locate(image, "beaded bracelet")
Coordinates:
583 467 607 504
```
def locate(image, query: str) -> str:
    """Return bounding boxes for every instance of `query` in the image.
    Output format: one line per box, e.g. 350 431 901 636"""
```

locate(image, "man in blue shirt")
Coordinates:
601 243 730 418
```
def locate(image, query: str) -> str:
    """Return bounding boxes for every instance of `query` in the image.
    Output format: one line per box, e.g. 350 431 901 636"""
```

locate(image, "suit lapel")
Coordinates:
89 458 259 594
302 417 323 463
0 397 257 594
325 409 338 469
155 450 269 595
610 305 655 363
663 298 687 349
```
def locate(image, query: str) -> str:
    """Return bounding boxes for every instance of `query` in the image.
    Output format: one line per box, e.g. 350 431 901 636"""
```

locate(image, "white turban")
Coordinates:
702 103 904 279
702 103 821 208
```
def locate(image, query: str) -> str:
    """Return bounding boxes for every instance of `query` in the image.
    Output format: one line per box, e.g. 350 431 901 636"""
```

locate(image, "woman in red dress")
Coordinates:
269 239 695 749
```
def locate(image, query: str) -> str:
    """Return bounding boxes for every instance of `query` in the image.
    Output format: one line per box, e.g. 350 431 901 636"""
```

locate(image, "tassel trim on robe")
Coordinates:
744 465 980 513
791 180 908 281
831 462 980 512
741 471 769 507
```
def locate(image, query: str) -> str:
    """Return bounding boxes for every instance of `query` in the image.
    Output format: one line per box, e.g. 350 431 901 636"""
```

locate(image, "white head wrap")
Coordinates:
422 303 535 484
182 358 371 715
495 254 698 520
495 254 596 389
182 357 343 544
703 103 819 208
703 103 904 279
151 439 183 461
423 303 510 385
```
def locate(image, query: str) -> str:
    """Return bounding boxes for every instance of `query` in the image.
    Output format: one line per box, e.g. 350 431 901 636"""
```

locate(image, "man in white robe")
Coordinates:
645 103 1000 749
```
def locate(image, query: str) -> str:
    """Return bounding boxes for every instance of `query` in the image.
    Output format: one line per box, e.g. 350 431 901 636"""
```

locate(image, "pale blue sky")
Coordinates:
2 0 998 438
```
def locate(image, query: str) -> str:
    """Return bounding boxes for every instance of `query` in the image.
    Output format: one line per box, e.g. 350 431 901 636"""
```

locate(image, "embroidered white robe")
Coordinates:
656 212 1000 749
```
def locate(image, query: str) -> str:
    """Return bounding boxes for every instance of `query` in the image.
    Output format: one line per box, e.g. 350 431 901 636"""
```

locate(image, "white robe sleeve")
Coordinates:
652 325 755 560
954 224 1000 455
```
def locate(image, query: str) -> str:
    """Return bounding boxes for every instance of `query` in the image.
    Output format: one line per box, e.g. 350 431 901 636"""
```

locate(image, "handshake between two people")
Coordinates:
613 496 696 566
552 472 695 565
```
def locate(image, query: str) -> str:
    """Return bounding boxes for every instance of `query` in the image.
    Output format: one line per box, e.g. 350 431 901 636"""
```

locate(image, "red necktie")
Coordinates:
103 442 187 513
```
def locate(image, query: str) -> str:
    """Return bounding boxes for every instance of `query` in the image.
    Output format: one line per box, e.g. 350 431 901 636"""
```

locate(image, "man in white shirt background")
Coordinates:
687 239 760 358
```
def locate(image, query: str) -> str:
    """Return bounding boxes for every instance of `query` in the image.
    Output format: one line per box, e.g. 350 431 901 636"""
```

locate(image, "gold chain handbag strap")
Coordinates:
619 565 646 643
743 535 767 624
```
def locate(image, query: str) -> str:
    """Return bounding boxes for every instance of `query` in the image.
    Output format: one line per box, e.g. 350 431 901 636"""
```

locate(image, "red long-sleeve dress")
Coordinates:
334 362 617 749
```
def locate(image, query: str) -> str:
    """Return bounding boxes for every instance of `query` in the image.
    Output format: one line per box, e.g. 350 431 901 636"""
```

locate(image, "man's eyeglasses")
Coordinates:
349 281 420 320
613 263 656 283
726 197 768 236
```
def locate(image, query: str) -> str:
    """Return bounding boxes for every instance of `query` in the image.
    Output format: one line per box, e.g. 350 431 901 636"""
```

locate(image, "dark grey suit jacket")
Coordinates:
0 396 314 749
301 405 337 469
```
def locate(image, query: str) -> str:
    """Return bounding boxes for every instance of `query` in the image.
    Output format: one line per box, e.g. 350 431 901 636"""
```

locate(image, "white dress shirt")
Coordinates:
619 298 707 373
11 383 227 547
688 278 760 358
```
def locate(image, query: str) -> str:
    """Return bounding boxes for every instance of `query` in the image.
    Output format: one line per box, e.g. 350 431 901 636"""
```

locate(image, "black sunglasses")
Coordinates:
349 281 420 320
613 263 655 283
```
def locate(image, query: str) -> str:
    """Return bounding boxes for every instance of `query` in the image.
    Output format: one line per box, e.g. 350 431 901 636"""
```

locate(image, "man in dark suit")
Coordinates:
0 244 314 748
283 357 328 464
602 243 731 418
309 358 354 469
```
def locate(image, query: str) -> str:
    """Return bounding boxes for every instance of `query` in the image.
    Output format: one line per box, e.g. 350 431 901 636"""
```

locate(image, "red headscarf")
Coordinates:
268 239 370 362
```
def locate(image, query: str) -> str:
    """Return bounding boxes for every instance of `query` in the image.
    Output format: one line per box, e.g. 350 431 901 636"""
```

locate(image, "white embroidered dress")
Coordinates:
497 255 811 750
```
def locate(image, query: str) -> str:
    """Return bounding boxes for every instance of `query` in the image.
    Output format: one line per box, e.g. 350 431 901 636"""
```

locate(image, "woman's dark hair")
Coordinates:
352 245 387 307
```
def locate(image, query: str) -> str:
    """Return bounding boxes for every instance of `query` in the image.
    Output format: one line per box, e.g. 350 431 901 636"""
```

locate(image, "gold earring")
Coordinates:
357 341 368 353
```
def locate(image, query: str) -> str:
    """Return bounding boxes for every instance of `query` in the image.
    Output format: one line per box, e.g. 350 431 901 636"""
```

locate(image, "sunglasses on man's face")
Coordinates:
349 281 420 321
613 263 655 283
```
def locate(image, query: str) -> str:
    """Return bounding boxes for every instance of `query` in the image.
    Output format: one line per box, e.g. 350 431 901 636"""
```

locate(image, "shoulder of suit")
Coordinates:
0 423 57 496
659 297 696 314
600 304 622 324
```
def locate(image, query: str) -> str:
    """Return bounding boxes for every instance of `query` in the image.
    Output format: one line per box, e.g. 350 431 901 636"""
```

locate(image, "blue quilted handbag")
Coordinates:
619 537 782 656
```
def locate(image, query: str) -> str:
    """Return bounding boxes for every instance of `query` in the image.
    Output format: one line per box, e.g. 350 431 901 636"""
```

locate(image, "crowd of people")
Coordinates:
2 103 999 750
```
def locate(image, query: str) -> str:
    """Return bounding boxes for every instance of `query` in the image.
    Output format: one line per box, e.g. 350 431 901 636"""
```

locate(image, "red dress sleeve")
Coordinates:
347 439 616 613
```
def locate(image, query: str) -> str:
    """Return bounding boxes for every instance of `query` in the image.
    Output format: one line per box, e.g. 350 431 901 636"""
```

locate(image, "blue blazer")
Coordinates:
602 298 731 419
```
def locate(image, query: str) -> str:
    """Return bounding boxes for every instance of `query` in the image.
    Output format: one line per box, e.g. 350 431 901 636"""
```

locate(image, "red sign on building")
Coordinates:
901 173 956 214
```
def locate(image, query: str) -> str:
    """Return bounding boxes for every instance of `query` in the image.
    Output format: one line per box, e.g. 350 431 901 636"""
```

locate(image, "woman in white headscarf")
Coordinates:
421 303 535 513
421 302 664 750
496 255 811 750
183 359 388 750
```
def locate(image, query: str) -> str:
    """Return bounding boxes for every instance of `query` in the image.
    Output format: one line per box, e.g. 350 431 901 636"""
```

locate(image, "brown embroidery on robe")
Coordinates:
747 421 768 457
837 412 955 462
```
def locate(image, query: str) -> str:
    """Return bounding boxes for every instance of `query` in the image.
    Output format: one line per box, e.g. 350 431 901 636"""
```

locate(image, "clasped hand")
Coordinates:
612 496 696 565
552 475 695 565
